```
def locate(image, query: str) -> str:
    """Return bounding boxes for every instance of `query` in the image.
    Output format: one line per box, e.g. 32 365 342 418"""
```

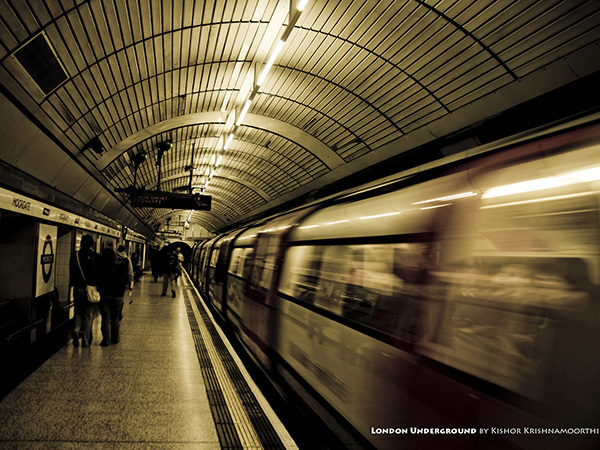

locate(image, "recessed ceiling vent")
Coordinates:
14 33 68 95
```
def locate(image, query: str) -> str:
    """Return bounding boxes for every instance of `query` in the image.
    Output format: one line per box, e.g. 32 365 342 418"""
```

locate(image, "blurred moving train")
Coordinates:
190 114 600 449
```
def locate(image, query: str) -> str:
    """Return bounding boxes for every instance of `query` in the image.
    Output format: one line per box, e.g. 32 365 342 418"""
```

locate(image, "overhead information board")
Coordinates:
127 190 211 210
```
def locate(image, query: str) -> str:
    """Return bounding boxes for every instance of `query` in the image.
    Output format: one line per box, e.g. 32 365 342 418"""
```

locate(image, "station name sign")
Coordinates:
122 189 211 210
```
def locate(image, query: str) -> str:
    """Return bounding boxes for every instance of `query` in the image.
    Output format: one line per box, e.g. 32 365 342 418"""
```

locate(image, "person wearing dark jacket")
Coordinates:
69 234 100 348
161 247 181 298
99 246 133 346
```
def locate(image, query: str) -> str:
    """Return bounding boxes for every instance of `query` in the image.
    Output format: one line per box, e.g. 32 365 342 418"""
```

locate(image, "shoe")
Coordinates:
161 292 166 296
100 340 109 347
171 291 176 298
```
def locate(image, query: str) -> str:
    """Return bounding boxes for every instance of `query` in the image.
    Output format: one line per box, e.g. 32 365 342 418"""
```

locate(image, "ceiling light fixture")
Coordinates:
257 39 286 86
236 98 252 126
224 133 234 149
297 0 309 11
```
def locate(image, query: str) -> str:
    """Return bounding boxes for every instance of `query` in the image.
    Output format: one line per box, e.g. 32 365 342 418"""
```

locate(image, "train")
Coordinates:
189 113 600 449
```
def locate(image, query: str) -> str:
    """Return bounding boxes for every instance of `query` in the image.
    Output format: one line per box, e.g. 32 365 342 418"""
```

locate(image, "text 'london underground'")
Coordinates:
371 427 599 435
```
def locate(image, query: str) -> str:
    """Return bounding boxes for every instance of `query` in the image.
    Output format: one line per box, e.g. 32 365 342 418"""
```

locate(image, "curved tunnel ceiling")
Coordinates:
0 0 599 236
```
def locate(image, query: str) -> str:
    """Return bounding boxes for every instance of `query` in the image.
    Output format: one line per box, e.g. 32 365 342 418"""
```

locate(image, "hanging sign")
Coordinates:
126 189 211 210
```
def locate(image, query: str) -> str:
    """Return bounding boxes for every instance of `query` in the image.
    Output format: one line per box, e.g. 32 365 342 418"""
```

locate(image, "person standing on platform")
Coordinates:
69 234 100 348
99 246 133 346
161 247 180 298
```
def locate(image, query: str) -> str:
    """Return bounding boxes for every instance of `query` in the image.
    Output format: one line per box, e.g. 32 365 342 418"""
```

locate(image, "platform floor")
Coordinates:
0 271 296 449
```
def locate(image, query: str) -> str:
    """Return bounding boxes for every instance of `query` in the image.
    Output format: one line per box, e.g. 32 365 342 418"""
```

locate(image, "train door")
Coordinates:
206 238 222 309
199 237 218 293
226 226 259 339
190 241 201 282
242 208 314 369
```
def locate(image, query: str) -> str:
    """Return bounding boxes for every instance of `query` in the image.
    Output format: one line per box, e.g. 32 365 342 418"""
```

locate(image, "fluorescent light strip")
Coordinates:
257 40 285 86
236 99 252 126
215 154 223 167
224 133 234 149
359 212 400 220
419 203 451 210
413 191 477 205
297 0 309 11
480 191 599 210
482 167 600 199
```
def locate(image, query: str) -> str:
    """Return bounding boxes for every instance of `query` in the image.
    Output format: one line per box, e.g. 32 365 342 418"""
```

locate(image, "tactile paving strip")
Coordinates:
183 283 287 449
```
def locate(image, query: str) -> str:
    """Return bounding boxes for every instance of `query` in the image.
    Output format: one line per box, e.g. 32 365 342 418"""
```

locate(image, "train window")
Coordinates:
426 256 591 399
281 241 436 339
228 247 254 278
229 248 243 276
198 247 209 274
477 183 600 258
312 246 349 314
279 246 323 304
209 246 220 267
249 233 278 291
342 245 407 334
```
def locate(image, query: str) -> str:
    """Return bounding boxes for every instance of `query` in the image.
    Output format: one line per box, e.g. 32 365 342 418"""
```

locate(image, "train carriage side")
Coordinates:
273 119 600 450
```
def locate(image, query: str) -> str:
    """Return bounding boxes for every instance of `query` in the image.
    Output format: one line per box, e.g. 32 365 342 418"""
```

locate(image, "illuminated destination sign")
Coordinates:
126 190 211 210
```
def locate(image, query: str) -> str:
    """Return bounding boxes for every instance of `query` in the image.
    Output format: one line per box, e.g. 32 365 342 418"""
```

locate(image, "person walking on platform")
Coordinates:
69 234 100 348
99 246 133 346
161 247 181 298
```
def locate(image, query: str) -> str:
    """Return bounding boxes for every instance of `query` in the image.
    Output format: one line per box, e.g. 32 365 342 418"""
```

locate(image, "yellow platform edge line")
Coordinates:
181 272 298 449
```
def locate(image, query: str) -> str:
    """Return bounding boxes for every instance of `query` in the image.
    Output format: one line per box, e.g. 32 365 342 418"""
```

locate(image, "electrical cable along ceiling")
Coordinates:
0 0 599 236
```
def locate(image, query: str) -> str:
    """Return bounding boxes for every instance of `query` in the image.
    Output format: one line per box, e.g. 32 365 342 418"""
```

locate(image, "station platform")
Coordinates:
0 271 297 449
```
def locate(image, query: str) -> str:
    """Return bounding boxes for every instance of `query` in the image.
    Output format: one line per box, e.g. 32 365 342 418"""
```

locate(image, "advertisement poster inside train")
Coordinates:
36 223 57 297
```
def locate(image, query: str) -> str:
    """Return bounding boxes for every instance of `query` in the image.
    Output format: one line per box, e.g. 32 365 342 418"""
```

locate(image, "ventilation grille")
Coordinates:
15 34 68 95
